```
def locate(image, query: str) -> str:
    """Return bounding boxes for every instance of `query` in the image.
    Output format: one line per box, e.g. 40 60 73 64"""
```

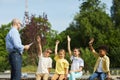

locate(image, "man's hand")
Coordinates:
24 45 30 50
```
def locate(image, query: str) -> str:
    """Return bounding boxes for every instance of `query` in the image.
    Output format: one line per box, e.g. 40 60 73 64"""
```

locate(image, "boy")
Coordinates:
89 38 110 80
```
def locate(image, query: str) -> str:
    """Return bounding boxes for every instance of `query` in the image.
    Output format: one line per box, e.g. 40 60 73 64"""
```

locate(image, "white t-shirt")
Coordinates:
97 58 103 72
36 54 52 74
70 56 84 71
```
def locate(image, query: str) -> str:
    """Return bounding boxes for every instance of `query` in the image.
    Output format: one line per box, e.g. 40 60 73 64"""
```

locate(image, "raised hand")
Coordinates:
89 38 94 44
67 35 71 42
56 40 60 45
36 36 41 43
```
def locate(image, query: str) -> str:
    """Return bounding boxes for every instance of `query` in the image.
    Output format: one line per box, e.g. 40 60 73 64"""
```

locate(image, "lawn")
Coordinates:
22 65 55 73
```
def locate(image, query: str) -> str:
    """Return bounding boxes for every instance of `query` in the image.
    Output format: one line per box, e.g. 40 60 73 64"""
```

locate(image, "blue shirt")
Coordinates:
5 27 24 54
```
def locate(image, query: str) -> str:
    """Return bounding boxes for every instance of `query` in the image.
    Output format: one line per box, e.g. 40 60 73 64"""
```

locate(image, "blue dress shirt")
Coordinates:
6 27 24 54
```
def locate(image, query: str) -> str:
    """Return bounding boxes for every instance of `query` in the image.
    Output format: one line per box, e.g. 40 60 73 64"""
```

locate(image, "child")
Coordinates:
35 35 52 80
51 40 69 80
67 35 84 80
89 38 110 80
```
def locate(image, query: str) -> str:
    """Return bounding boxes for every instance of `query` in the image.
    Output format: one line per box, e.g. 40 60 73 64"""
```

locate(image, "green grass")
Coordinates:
22 65 37 73
22 65 55 73
50 68 55 73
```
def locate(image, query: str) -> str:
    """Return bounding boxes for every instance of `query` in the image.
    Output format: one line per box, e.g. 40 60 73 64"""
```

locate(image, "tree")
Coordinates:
106 28 120 68
56 0 120 68
80 48 96 73
111 0 120 28
0 23 11 71
75 0 113 46
21 13 57 65
58 0 113 48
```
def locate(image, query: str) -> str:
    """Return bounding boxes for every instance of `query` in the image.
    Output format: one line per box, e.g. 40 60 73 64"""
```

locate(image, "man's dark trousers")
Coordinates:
9 52 22 80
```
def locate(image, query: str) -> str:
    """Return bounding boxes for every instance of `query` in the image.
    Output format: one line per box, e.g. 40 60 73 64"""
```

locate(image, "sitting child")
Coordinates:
51 40 69 80
67 35 84 80
35 35 52 80
89 38 110 80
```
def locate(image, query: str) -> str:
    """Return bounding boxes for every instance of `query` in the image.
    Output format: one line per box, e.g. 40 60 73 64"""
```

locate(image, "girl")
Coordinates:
35 35 52 80
67 35 84 80
51 40 69 80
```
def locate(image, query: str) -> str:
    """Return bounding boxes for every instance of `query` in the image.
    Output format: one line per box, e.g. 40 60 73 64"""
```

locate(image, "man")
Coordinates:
6 18 30 80
35 35 52 80
89 38 110 80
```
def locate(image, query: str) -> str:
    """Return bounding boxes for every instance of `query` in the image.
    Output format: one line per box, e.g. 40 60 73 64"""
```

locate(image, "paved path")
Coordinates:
0 73 120 80
0 73 35 80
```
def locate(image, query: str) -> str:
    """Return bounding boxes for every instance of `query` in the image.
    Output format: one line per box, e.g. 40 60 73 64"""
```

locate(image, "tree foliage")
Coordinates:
111 0 120 28
58 0 113 48
56 0 120 69
0 23 11 71
21 14 57 65
80 48 96 73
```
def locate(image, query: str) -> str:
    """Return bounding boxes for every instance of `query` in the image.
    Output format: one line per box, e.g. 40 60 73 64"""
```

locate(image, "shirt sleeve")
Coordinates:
11 29 24 54
105 56 110 73
70 56 73 61
79 59 84 67
38 53 43 58
64 60 69 69
54 55 59 61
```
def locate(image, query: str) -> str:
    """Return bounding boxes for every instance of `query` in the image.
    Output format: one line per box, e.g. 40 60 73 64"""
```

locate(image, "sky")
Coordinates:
0 0 112 33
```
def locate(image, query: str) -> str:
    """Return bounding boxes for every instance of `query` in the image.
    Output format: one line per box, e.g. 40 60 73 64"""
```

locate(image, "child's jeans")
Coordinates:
89 72 106 80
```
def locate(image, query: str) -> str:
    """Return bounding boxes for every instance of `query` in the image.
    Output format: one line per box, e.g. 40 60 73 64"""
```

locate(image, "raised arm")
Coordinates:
89 38 95 51
36 36 42 56
67 35 72 56
89 38 98 57
55 40 60 55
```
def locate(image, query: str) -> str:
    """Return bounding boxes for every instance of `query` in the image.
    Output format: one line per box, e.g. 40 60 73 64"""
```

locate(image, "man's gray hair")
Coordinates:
12 18 21 26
